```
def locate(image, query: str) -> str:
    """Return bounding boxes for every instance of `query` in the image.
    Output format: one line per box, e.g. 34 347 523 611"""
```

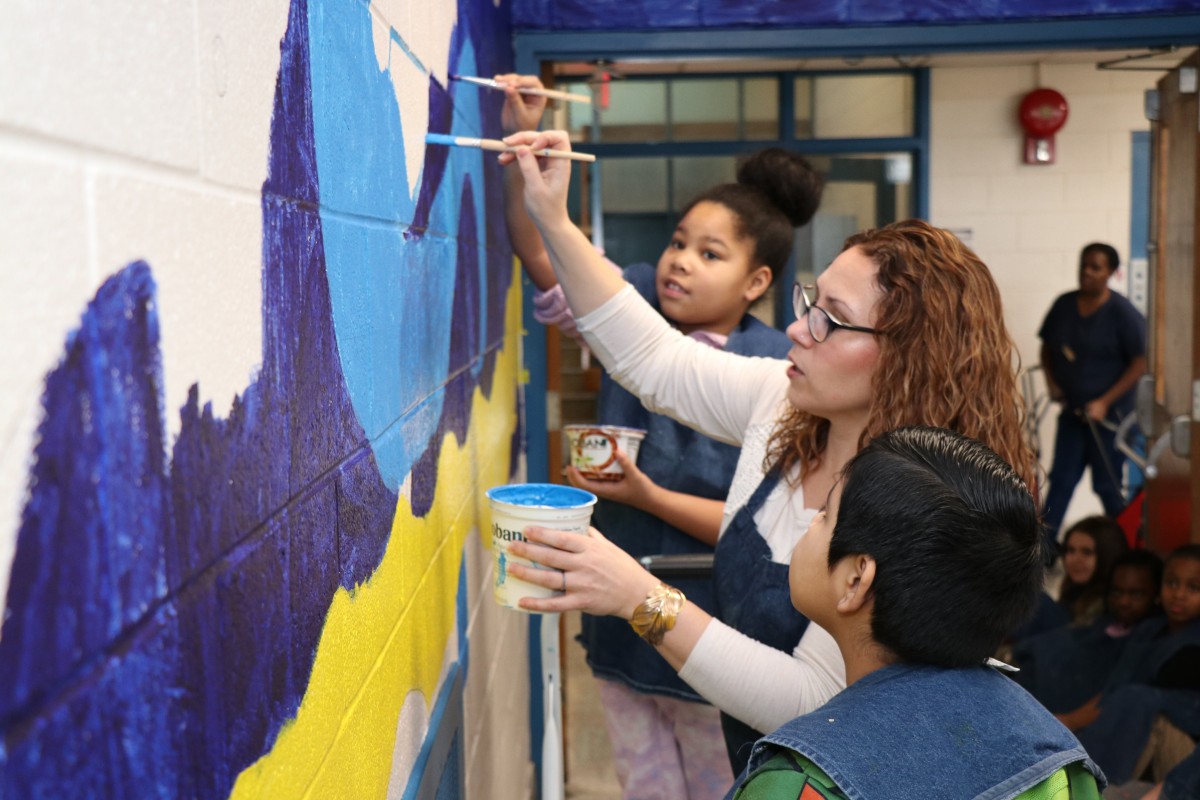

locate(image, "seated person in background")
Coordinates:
1071 545 1200 788
1014 549 1163 714
1058 515 1129 626
729 426 1104 800
1141 743 1200 800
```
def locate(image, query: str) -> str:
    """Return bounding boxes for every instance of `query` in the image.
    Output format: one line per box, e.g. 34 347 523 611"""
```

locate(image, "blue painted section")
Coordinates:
521 272 549 487
433 733 463 800
309 0 513 492
513 0 1200 30
0 0 519 795
914 68 931 221
1130 131 1151 261
401 660 464 800
527 611 545 797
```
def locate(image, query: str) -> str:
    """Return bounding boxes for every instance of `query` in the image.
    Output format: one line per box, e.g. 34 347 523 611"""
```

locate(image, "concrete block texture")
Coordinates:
91 170 263 430
930 60 1154 494
0 2 200 169
197 2 292 190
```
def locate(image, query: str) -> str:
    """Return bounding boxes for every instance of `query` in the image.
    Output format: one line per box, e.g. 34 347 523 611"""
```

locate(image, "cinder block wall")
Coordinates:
0 1 533 798
929 62 1157 523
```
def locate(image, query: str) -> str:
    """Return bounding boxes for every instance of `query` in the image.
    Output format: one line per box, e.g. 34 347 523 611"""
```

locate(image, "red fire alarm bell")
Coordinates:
1019 88 1069 165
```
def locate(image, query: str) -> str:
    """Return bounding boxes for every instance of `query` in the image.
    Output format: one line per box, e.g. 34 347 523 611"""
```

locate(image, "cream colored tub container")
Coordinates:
486 483 597 611
563 425 646 481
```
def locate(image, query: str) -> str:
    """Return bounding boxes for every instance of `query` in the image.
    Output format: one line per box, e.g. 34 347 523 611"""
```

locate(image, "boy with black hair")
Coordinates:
730 426 1105 800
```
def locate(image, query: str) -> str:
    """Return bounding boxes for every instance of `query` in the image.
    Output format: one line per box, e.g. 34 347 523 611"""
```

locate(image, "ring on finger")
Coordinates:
560 571 567 593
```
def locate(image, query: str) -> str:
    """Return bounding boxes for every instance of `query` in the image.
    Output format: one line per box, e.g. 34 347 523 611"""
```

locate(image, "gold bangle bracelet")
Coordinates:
629 583 686 646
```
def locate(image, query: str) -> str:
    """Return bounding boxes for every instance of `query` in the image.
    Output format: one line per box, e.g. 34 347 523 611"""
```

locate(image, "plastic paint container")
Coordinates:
563 425 646 481
486 483 597 612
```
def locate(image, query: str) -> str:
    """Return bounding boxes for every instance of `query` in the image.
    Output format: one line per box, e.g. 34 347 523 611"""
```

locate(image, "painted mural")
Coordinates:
0 0 521 797
512 0 1200 29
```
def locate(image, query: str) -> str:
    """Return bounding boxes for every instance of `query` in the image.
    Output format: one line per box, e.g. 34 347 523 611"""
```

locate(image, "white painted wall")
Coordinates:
0 0 286 617
929 61 1157 530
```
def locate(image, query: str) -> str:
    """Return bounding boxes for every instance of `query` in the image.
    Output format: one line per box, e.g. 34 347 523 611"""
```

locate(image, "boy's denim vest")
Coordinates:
579 263 792 700
742 663 1104 800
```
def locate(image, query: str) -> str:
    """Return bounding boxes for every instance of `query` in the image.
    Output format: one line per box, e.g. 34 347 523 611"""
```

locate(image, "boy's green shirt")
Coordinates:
733 750 1104 800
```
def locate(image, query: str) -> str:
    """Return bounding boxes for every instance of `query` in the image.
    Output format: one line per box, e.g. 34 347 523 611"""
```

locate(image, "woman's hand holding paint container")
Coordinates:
507 525 660 619
498 130 574 230
487 484 597 613
495 73 548 135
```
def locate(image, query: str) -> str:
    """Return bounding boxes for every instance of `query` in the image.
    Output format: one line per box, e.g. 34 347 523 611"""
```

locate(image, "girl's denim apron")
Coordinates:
713 465 812 774
1077 618 1200 783
580 263 792 702
741 664 1105 799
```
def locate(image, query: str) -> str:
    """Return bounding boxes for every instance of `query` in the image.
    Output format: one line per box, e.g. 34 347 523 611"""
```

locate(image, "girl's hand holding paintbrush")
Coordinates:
495 73 549 135
498 130 575 232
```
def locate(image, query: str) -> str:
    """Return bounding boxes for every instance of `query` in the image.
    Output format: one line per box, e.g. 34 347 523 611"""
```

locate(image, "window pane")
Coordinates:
601 158 668 213
793 78 813 138
671 79 739 141
671 156 737 212
563 81 594 141
812 74 914 138
598 81 668 142
783 152 914 326
743 78 779 140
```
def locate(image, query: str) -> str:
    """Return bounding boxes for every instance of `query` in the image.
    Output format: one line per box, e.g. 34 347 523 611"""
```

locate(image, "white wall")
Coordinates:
929 61 1157 526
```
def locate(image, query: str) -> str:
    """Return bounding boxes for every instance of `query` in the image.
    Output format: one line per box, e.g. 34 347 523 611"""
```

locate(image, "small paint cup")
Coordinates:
563 425 646 481
486 483 597 612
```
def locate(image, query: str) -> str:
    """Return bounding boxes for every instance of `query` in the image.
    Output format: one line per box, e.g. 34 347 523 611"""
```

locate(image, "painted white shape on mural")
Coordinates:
368 0 457 203
386 629 459 799
391 37 432 200
373 0 459 83
0 2 288 623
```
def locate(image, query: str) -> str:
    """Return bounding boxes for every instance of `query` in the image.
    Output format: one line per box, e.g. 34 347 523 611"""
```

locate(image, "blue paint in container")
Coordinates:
486 483 597 509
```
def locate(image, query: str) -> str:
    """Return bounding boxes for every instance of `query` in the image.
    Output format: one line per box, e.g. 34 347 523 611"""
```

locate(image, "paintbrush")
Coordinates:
425 133 596 163
449 75 592 105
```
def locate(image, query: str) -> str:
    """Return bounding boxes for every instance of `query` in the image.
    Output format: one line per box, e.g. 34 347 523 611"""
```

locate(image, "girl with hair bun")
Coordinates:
499 124 1036 778
499 75 824 799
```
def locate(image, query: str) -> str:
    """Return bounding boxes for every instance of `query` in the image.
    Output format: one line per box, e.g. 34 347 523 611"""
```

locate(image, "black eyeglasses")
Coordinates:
792 283 880 343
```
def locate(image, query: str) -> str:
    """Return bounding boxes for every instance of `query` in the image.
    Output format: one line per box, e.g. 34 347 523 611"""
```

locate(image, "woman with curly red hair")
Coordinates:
497 130 1035 773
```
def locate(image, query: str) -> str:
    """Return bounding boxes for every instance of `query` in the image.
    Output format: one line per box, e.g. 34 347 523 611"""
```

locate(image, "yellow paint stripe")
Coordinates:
229 269 522 799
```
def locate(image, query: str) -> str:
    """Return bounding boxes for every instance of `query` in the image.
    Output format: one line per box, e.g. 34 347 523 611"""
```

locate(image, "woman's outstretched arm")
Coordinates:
507 525 846 733
498 130 626 316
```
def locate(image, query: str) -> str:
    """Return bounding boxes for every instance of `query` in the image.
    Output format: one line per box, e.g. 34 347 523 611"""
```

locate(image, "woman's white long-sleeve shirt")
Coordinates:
576 285 847 733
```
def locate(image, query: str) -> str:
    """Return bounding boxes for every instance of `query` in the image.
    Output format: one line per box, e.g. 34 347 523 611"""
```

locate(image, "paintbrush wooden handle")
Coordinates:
425 134 594 163
515 86 593 104
474 137 595 162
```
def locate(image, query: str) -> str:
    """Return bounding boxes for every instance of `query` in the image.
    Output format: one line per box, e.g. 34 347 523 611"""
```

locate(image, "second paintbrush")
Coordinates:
425 133 596 163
